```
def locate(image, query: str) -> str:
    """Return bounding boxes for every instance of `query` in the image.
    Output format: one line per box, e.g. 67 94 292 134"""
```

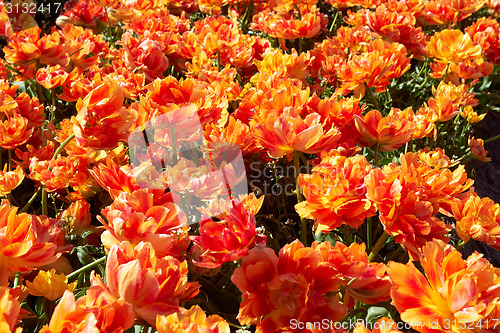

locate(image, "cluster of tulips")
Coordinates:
0 0 500 332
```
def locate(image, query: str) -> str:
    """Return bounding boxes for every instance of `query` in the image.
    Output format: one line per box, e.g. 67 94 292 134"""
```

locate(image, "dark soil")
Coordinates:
463 110 500 267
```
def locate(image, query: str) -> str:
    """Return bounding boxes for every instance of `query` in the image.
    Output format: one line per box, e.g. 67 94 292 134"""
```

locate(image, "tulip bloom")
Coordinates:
156 305 230 333
26 269 77 301
28 156 79 192
453 190 500 249
0 286 24 333
36 65 77 90
0 165 24 197
354 109 414 152
337 39 411 97
0 200 63 285
387 239 500 333
252 107 341 160
469 137 491 162
90 241 199 327
251 5 328 40
99 189 190 261
427 29 482 64
365 152 472 259
0 113 33 150
232 241 346 333
191 200 266 268
313 241 392 308
39 290 135 333
296 153 376 233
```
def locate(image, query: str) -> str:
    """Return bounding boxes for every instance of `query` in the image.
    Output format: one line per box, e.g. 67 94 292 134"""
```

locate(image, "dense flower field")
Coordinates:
0 0 500 332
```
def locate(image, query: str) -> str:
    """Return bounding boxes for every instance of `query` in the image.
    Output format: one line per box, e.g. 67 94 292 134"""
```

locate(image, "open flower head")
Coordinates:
26 269 77 301
387 239 500 332
156 305 230 333
453 190 500 249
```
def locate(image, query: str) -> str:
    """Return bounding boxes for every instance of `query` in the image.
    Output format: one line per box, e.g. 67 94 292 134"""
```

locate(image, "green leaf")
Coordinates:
366 304 394 322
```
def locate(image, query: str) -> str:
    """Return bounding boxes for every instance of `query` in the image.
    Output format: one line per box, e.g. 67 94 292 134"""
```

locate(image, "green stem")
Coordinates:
366 216 372 249
456 239 466 251
66 256 106 280
386 245 404 262
442 63 450 83
36 82 45 105
12 272 20 288
41 187 47 216
329 10 339 33
343 224 351 245
170 127 177 164
51 88 56 108
52 133 75 160
8 149 12 172
365 84 380 111
484 133 500 143
373 144 380 167
19 187 42 213
104 6 114 42
294 151 308 246
369 232 390 261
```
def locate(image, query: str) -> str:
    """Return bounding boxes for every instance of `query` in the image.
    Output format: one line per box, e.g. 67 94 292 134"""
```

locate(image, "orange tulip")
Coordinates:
251 48 313 82
0 200 63 285
354 109 414 152
59 24 106 70
337 39 411 97
57 0 106 30
364 5 427 58
191 200 266 268
461 105 486 123
28 156 79 192
59 200 94 236
313 241 391 307
251 5 328 40
90 241 199 327
232 241 346 333
156 305 230 333
99 189 190 261
143 77 228 127
0 286 24 333
0 165 24 197
120 32 169 83
427 29 482 64
252 107 341 160
387 239 500 333
72 81 134 149
469 137 491 162
427 81 478 122
39 289 135 333
36 65 77 90
26 269 77 301
466 17 500 65
0 113 33 150
422 0 486 25
204 116 259 157
296 153 376 233
90 156 174 204
365 152 472 259
453 190 500 249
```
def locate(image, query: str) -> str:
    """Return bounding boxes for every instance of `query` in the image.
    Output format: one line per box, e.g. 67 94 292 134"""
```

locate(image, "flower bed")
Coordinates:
0 0 500 332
